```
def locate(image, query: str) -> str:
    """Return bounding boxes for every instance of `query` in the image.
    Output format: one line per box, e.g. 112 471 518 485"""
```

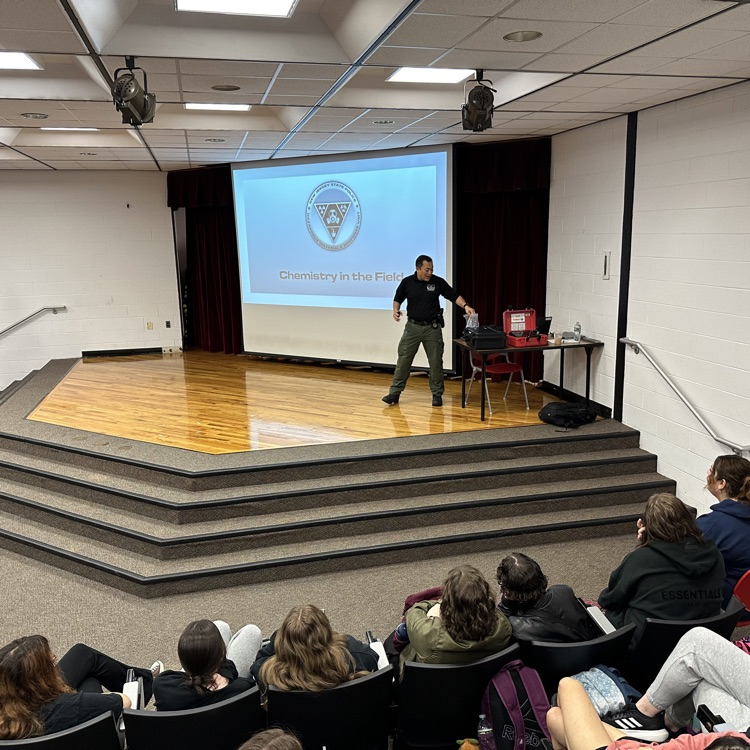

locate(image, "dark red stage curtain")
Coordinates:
455 139 551 380
167 166 242 354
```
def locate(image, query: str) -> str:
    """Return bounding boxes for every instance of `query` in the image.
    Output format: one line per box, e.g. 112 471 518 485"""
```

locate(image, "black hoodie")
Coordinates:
598 537 725 633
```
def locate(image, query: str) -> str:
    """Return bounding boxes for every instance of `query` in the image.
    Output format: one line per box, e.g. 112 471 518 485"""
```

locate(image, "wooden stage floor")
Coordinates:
27 351 555 455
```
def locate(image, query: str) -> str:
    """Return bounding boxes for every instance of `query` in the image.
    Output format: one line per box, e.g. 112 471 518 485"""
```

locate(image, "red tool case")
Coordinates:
502 308 549 348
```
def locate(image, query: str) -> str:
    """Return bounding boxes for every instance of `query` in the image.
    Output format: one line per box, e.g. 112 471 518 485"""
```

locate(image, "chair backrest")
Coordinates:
520 623 636 697
624 597 745 692
123 687 265 750
266 665 394 750
0 712 120 749
733 569 750 611
396 642 521 750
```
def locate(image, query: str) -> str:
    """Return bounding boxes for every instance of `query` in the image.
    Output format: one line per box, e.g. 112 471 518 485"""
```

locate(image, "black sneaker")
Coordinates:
382 393 400 405
432 395 443 407
603 705 668 742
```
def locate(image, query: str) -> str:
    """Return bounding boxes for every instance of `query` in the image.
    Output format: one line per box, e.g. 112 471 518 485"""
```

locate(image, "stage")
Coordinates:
24 351 551 456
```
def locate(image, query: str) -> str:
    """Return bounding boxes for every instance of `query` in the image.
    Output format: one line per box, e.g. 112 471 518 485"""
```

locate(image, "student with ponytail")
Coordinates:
697 454 750 609
153 619 262 711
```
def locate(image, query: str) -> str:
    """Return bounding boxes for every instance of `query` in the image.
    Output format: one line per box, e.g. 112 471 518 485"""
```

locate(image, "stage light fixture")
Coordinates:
461 70 496 132
112 56 156 126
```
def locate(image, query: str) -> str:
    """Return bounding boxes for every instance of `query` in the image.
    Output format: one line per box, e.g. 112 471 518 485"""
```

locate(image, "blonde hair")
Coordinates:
259 605 367 692
238 728 303 750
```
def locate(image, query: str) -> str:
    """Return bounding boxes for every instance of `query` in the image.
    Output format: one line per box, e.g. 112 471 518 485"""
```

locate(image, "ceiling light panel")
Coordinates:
184 103 251 111
175 0 299 17
0 52 42 70
388 67 474 84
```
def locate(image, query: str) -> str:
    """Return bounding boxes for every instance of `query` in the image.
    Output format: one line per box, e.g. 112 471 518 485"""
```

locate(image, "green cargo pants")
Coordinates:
388 321 445 397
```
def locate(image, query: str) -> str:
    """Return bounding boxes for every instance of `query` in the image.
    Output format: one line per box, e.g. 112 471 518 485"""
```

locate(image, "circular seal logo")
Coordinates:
306 181 362 251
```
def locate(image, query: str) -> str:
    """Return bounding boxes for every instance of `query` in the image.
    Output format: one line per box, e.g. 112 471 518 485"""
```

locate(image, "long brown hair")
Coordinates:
709 455 750 504
259 605 366 692
0 635 73 739
441 565 498 642
177 620 226 693
639 493 704 546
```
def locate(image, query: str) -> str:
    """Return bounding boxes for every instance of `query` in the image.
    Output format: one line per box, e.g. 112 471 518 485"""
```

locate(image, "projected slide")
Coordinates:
231 146 454 368
233 150 447 310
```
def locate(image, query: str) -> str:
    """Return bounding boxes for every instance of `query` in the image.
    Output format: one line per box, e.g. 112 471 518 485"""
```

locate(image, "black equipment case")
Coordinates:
463 324 507 349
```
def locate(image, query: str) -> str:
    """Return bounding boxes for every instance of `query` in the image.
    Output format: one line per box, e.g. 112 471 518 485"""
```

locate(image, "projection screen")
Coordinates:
231 145 455 369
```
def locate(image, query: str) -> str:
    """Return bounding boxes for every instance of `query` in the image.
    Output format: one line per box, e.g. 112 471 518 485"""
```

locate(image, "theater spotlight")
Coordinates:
461 70 496 132
112 56 156 126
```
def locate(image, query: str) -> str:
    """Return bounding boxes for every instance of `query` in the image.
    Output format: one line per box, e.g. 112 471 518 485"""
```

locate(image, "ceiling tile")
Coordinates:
386 13 490 48
459 18 599 53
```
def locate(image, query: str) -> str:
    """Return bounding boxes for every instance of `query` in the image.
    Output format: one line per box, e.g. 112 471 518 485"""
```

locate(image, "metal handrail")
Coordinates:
620 337 749 455
0 306 67 340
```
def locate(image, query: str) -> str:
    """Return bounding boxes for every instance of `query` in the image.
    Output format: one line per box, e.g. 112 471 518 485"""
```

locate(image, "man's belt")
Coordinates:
408 318 437 326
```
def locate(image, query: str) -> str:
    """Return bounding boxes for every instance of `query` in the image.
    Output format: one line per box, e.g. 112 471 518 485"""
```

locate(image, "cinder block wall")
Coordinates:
0 172 181 390
548 84 750 513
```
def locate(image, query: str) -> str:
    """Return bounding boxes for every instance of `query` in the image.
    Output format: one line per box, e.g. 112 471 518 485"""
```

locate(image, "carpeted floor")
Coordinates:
1 531 639 671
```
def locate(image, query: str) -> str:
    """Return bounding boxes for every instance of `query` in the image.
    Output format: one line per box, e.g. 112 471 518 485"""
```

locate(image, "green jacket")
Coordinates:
399 600 513 673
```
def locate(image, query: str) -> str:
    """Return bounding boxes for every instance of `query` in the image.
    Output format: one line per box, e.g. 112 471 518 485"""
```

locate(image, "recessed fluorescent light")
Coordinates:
184 103 251 111
41 127 100 132
0 52 41 70
175 0 299 17
388 67 474 84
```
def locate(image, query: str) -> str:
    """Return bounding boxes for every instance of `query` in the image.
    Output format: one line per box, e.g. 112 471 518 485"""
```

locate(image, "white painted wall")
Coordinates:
627 84 750 514
545 116 627 409
0 172 181 390
549 85 750 514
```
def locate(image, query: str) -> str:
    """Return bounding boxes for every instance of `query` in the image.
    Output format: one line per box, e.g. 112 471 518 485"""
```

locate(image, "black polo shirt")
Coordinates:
394 273 458 322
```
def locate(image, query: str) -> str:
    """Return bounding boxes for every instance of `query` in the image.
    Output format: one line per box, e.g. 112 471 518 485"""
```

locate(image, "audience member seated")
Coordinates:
154 619 262 711
598 493 724 638
237 728 303 750
250 604 378 691
398 564 512 672
602 627 750 737
697 455 750 609
548 675 749 750
0 635 159 739
497 552 601 642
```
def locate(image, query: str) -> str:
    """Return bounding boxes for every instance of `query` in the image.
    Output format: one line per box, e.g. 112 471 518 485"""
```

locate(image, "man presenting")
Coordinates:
382 255 475 407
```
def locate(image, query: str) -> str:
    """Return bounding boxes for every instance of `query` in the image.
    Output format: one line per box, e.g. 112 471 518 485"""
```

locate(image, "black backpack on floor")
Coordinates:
538 402 597 429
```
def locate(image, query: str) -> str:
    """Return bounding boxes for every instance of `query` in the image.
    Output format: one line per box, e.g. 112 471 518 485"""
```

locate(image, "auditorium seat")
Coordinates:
623 597 745 692
0 712 120 750
123 687 264 750
732 569 750 626
395 643 521 750
520 623 636 697
266 665 394 750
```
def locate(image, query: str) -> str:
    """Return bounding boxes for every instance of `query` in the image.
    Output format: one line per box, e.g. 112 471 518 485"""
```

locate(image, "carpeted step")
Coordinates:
0 472 674 561
0 499 646 597
0 446 658 522
0 421 642 491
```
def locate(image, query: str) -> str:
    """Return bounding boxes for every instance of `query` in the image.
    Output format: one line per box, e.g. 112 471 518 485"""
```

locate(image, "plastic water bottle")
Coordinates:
478 713 493 749
573 321 582 342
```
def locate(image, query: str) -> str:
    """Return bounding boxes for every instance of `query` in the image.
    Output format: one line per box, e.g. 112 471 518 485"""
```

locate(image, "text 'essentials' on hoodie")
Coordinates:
598 537 725 632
